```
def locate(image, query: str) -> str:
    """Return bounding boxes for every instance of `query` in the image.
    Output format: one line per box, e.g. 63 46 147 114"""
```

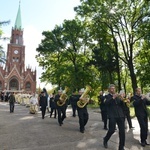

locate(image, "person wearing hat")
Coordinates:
76 88 89 133
39 91 47 119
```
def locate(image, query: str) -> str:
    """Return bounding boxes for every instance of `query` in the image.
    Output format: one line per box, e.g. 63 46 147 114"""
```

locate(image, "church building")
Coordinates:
0 4 36 94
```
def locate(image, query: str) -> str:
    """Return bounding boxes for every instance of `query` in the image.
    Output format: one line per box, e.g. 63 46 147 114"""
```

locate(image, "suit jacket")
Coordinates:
105 93 125 118
98 95 107 112
132 95 150 118
39 96 47 107
69 94 78 105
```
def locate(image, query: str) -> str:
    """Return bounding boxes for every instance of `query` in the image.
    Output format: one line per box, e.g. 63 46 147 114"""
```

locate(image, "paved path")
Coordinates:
0 102 149 150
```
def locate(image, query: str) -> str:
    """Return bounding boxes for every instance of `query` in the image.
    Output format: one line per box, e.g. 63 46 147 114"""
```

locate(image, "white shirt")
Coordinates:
30 96 38 105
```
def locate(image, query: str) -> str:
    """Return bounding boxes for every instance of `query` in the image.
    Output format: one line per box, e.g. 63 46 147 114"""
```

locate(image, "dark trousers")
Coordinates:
50 108 57 118
71 104 77 117
104 117 125 149
125 111 132 128
101 111 108 128
57 107 66 125
137 116 148 143
77 108 89 131
41 106 46 119
10 103 14 113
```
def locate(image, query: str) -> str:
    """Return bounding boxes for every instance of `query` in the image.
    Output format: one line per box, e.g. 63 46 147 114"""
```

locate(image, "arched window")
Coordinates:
25 82 31 90
9 79 18 90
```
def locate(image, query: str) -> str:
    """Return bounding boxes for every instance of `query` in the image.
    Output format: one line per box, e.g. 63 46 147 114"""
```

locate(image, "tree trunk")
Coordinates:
128 59 137 94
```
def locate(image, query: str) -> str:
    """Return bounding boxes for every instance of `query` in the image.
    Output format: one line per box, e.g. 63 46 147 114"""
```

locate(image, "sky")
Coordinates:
0 0 81 89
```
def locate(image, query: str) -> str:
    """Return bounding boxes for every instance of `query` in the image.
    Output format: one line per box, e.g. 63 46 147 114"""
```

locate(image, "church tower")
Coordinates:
0 3 36 94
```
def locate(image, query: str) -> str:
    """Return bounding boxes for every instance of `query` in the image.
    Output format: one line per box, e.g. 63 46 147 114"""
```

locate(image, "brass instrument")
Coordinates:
57 86 69 106
119 95 130 107
77 85 92 108
123 98 130 107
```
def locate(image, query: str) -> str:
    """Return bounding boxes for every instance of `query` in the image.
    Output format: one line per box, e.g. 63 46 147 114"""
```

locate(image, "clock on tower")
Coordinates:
14 50 19 54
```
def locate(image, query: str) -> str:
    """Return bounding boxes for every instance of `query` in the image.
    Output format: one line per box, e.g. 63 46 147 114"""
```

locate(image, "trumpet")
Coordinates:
118 92 130 107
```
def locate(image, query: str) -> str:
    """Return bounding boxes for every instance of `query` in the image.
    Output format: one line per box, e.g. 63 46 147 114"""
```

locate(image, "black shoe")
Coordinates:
59 123 62 126
141 142 145 147
103 138 108 148
80 130 84 133
118 147 125 150
104 127 108 130
130 126 135 129
145 141 150 145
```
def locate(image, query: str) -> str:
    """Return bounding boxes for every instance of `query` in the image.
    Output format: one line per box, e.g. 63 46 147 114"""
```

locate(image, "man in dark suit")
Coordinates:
9 92 16 113
49 92 57 118
132 87 150 147
69 90 78 117
54 90 66 126
103 84 125 150
77 88 89 133
98 91 108 130
119 90 134 129
39 91 47 119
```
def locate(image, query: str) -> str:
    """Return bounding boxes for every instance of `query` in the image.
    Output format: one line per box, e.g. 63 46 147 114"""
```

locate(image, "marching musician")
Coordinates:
54 90 66 126
69 89 78 117
39 91 48 119
98 91 108 130
29 93 38 114
49 92 57 118
132 87 150 147
119 90 134 129
77 88 89 133
103 84 125 150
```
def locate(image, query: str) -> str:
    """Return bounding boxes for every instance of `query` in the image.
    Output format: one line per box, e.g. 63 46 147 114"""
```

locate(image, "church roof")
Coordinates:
14 2 22 30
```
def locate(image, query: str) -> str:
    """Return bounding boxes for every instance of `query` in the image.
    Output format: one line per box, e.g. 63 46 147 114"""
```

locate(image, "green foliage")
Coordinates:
0 20 10 64
36 19 101 91
36 0 150 95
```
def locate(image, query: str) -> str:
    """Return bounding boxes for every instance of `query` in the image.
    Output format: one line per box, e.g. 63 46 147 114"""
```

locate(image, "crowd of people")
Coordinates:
0 84 150 150
98 85 150 150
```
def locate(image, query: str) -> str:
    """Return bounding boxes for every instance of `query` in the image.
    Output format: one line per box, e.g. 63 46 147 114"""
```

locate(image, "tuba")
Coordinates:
77 85 92 108
57 86 69 106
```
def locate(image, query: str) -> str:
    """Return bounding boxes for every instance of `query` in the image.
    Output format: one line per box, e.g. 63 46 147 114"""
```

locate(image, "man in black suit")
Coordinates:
69 90 78 117
98 91 108 130
54 90 66 126
39 91 47 119
103 84 125 150
132 87 150 147
9 92 16 113
77 89 89 133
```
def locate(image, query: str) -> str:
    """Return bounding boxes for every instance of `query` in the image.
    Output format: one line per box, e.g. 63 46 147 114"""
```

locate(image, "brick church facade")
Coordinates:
0 4 36 94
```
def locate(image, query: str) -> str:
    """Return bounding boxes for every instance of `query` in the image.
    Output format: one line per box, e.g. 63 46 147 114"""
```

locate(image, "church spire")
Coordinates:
14 1 22 30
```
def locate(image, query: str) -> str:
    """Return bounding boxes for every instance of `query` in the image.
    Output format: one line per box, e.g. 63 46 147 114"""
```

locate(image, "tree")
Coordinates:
36 19 100 91
74 0 150 93
0 20 10 64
